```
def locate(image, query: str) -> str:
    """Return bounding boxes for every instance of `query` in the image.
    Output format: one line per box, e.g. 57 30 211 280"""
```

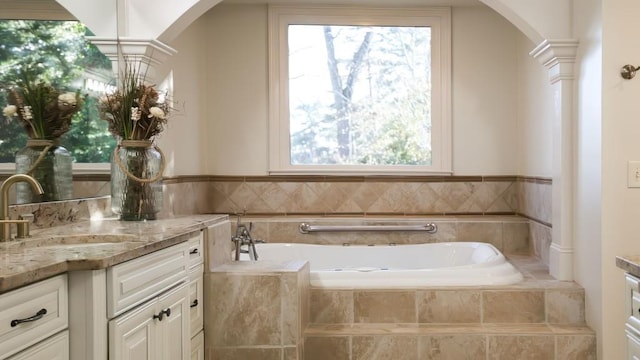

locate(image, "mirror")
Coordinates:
0 1 116 204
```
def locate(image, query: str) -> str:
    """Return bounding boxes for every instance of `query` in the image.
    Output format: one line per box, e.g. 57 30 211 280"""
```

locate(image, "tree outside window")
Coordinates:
269 6 451 175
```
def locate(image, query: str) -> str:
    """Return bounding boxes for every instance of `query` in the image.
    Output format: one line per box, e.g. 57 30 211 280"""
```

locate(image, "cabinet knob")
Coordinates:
152 308 171 321
190 248 199 255
190 299 199 308
11 308 47 327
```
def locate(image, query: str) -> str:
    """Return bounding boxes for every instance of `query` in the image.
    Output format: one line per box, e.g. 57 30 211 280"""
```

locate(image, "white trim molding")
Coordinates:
267 5 452 175
531 38 579 281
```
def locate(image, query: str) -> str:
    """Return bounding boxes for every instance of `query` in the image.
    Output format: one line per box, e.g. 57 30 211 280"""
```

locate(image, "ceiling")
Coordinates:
222 0 483 6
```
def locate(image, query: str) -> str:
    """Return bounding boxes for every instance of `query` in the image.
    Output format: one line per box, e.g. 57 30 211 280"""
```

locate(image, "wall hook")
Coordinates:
621 64 640 80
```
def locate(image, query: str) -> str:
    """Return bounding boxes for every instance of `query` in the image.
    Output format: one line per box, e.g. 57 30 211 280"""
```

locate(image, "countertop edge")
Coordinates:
0 215 228 294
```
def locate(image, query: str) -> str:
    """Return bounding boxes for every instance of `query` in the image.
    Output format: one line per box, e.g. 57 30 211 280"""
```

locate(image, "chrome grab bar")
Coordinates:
299 223 437 234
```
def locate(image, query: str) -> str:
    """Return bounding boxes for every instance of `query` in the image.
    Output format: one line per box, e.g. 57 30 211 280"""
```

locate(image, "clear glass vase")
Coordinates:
111 140 164 221
15 140 73 204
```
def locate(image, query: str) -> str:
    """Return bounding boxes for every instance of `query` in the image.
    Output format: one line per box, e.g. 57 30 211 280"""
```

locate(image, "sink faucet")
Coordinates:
231 214 263 261
1 174 44 241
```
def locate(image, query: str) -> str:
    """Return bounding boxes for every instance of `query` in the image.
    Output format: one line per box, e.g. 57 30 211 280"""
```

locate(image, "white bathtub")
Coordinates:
241 242 523 288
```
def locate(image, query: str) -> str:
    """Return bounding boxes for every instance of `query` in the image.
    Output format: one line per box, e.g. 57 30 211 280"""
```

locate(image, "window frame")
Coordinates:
0 6 111 175
267 5 452 175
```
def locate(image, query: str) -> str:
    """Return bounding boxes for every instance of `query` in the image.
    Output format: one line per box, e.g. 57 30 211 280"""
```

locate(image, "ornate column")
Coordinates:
530 39 579 280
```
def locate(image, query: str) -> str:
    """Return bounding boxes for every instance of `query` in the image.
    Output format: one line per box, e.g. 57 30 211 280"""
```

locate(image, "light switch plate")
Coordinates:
629 161 640 188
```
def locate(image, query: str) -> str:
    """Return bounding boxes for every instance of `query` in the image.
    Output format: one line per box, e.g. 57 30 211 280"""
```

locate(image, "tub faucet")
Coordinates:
0 174 44 241
232 214 263 261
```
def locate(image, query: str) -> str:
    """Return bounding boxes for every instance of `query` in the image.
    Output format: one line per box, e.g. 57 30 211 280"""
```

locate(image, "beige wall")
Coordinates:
515 33 554 177
601 0 640 359
161 3 540 177
573 0 604 358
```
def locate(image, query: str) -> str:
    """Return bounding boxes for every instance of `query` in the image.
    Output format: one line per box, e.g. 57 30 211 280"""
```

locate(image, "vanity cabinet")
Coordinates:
625 274 640 359
188 234 205 360
109 282 189 360
69 231 204 360
0 274 68 360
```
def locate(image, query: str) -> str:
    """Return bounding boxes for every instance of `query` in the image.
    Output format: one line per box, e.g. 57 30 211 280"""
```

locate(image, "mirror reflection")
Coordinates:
0 19 115 205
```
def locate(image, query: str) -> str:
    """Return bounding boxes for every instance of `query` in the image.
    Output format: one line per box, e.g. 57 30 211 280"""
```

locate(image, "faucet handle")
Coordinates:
16 218 30 239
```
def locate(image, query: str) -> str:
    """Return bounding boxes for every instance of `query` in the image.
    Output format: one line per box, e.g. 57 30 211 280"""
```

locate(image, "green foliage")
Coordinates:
0 20 114 163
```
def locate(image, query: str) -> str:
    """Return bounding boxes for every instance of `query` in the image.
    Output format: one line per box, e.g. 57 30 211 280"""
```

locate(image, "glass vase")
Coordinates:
111 140 164 221
15 139 73 204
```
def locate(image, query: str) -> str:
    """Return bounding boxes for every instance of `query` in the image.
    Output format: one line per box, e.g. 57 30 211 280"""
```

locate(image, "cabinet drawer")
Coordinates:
8 330 69 360
189 264 204 337
188 232 204 269
107 242 189 318
0 275 68 360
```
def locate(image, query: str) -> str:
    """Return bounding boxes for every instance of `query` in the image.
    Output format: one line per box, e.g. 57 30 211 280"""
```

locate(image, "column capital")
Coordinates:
86 37 177 84
530 39 579 84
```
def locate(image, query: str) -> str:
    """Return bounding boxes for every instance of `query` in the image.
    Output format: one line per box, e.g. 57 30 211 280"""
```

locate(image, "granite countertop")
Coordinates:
616 255 640 278
0 214 228 293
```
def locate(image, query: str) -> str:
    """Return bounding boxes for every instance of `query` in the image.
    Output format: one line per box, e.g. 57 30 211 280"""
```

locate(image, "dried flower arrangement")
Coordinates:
100 64 170 221
2 73 83 140
98 65 170 141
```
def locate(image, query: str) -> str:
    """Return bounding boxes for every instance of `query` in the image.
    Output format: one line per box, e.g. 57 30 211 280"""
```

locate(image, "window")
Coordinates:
0 19 115 173
268 6 451 175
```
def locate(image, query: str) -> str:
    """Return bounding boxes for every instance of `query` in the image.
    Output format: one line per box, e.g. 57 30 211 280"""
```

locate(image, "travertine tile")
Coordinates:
304 336 350 360
207 273 281 346
530 222 552 266
283 346 302 360
457 222 504 250
546 289 585 324
354 291 416 323
282 272 301 346
419 335 486 360
482 291 545 323
428 182 475 212
556 335 597 360
503 222 530 255
487 335 554 359
352 335 419 360
210 347 282 360
299 266 310 340
417 290 481 323
205 220 233 269
310 289 354 324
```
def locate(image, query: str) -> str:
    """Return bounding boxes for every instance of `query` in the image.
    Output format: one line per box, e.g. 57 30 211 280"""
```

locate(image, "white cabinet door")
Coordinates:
189 265 204 338
109 282 189 360
190 331 204 360
109 297 158 360
8 330 69 360
629 331 640 360
158 284 190 360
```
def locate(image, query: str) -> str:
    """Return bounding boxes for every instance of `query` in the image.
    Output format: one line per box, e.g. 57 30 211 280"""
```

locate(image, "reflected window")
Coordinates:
0 20 115 164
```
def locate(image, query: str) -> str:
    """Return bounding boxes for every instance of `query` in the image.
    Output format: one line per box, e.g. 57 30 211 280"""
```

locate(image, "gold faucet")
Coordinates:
0 174 44 241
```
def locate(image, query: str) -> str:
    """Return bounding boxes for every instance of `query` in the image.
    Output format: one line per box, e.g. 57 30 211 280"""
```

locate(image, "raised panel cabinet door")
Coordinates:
190 331 204 360
108 298 158 360
8 330 69 360
158 283 190 360
189 265 204 337
629 331 640 360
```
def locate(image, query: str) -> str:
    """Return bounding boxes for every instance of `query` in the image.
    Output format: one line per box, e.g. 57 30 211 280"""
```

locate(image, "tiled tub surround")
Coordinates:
304 256 596 360
214 216 593 359
205 261 310 360
206 255 595 360
230 216 532 256
162 175 553 262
